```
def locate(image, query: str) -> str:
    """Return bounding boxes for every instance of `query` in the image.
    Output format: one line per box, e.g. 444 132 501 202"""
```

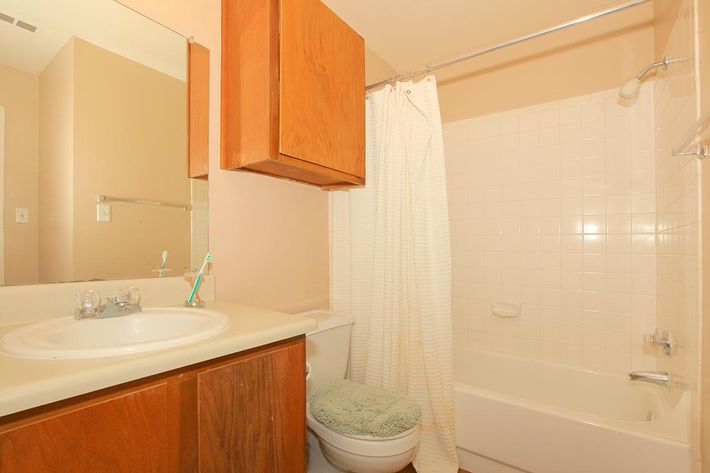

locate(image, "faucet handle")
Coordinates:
115 287 141 305
644 329 674 356
75 289 101 319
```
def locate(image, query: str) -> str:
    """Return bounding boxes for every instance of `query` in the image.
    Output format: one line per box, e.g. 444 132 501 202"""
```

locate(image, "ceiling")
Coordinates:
323 0 654 83
0 0 186 80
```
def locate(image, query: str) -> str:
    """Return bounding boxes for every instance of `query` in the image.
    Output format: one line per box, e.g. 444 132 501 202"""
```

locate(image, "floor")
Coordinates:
398 465 470 473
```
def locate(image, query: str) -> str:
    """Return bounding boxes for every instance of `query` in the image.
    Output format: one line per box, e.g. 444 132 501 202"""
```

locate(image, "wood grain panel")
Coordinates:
221 0 364 188
0 383 169 473
248 153 365 187
279 0 365 179
221 0 280 170
167 373 199 473
188 42 210 179
198 338 306 473
0 337 306 473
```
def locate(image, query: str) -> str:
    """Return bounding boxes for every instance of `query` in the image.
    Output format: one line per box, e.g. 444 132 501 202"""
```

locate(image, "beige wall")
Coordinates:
0 65 39 285
653 0 684 58
436 4 655 123
120 0 330 313
365 47 396 85
72 38 190 281
38 40 75 283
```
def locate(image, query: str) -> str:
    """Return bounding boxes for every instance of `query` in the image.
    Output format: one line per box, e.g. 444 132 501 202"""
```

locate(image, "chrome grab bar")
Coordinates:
97 194 191 211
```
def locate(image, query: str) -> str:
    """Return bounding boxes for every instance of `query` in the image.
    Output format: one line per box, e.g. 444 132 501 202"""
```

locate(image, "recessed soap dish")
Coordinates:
492 301 520 318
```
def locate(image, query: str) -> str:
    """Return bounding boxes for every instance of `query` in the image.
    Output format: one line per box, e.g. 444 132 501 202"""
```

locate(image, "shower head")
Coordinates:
618 56 685 99
619 78 641 99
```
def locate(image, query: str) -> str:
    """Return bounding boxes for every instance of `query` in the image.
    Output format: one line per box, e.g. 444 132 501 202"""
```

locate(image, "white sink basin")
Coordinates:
0 308 230 359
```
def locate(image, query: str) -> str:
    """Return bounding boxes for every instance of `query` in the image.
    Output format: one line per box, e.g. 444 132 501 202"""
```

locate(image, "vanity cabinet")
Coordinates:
198 340 306 472
0 337 306 473
221 0 365 189
0 383 170 472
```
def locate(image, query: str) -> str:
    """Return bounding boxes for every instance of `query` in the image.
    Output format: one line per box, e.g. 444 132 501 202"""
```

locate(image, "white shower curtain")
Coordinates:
330 77 458 472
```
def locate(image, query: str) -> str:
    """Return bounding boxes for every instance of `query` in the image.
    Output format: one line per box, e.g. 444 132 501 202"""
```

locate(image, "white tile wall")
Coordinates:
652 0 701 460
654 0 700 386
191 179 209 270
444 85 656 374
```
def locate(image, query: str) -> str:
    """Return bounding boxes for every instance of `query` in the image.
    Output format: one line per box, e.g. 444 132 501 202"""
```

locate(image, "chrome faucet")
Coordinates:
99 293 142 318
75 287 142 319
628 371 670 386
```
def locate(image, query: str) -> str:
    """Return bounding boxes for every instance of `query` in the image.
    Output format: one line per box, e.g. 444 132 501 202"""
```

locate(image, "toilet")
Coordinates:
300 310 420 473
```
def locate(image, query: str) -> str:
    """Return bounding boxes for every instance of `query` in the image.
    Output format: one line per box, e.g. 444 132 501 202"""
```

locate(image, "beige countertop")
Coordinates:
0 301 317 418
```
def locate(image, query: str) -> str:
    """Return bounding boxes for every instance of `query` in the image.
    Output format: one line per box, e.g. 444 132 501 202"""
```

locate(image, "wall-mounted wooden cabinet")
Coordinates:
188 42 210 180
221 0 365 189
0 337 305 473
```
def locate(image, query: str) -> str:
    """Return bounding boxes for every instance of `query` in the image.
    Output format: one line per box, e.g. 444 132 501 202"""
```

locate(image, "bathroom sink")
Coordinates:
0 308 230 359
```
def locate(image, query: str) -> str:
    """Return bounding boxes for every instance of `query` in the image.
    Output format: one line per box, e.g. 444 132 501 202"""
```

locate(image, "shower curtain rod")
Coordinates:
365 0 651 91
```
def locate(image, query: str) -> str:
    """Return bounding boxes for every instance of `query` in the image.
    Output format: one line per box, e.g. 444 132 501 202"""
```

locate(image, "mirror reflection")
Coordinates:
0 0 207 286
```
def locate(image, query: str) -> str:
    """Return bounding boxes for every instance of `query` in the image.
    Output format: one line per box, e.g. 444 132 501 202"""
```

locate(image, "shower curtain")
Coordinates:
330 77 458 472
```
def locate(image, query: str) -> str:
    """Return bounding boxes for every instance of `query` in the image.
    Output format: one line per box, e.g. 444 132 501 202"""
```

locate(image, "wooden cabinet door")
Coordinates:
188 41 210 179
0 383 169 473
279 0 365 179
198 339 306 473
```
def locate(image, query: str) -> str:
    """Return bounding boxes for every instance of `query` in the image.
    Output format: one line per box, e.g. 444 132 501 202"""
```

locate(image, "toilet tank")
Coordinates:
299 310 354 396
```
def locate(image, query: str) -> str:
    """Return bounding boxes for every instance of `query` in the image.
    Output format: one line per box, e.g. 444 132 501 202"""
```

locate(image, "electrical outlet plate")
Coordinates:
97 203 111 223
15 208 28 224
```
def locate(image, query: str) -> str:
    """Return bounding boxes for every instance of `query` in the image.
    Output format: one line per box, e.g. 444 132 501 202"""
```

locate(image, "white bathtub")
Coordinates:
454 348 693 473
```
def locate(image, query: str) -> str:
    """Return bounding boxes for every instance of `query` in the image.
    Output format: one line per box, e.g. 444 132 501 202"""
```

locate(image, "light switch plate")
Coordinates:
97 203 111 223
15 208 28 224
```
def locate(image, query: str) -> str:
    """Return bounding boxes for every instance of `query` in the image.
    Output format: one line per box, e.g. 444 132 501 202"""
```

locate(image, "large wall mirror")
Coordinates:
0 0 208 286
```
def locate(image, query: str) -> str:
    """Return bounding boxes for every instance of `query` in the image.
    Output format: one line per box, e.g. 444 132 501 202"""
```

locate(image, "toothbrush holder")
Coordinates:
183 270 206 308
184 299 205 308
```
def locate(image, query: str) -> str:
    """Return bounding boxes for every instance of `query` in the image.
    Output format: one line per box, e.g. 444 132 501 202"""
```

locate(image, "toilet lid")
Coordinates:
308 379 421 438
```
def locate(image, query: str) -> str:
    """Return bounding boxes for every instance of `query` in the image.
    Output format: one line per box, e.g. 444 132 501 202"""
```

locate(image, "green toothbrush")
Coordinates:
188 252 212 304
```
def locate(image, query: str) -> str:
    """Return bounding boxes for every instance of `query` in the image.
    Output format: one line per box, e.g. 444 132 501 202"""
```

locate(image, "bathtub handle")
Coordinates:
644 329 674 356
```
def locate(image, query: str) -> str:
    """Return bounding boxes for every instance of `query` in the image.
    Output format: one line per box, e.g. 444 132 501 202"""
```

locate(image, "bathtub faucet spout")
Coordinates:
628 371 670 386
